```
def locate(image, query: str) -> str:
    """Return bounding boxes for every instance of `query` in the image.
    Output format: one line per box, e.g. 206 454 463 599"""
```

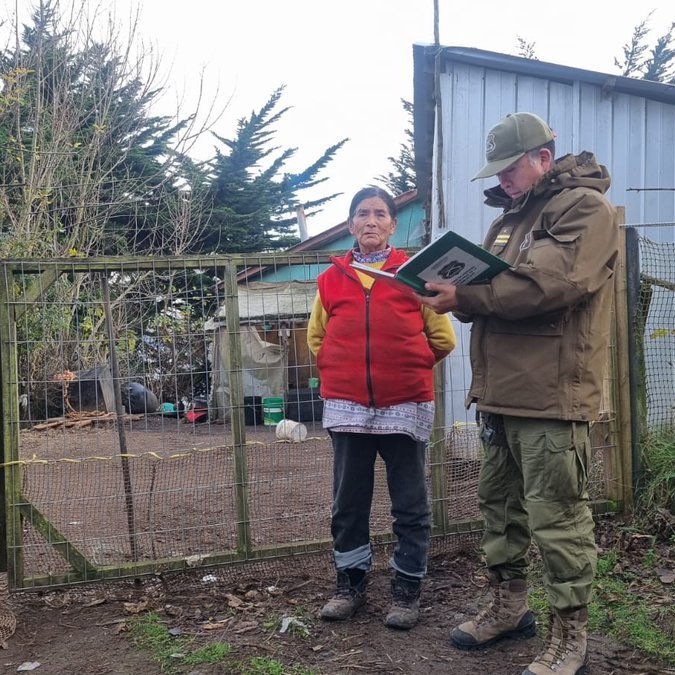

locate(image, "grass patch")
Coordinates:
526 583 548 626
262 610 313 638
590 551 675 665
129 611 231 673
129 611 317 674
239 656 316 675
636 429 675 537
529 550 675 667
182 642 232 666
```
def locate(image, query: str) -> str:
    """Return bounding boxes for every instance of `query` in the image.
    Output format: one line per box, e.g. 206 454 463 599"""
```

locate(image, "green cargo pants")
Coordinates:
478 414 597 611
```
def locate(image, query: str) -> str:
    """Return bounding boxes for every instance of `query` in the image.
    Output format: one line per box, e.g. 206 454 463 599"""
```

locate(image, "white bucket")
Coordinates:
275 419 307 442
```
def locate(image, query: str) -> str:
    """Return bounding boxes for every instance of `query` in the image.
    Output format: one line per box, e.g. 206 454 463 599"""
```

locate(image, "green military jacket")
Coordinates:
455 152 618 421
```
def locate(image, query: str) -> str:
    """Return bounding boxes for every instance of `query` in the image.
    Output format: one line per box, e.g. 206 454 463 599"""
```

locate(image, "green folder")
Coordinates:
351 230 510 296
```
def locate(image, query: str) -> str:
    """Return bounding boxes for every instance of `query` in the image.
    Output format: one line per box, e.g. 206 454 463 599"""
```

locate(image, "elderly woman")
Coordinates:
307 186 456 630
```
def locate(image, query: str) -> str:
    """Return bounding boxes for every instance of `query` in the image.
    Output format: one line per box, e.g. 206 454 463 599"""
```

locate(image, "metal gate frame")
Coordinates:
0 251 630 590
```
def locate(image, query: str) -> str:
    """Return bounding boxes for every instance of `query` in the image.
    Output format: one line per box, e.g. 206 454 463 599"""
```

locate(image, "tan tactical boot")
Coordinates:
450 572 536 649
384 574 422 630
523 608 589 675
320 570 367 621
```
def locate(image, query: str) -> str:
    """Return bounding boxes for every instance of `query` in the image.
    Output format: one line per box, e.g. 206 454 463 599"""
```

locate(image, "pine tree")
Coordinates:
615 13 675 83
201 87 347 253
516 37 538 60
0 0 198 258
378 99 416 195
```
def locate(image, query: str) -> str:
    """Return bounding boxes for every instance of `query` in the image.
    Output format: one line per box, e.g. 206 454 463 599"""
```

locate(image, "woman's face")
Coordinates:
348 196 397 254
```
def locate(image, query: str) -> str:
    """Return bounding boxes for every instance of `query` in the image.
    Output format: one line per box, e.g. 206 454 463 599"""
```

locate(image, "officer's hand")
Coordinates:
416 282 459 314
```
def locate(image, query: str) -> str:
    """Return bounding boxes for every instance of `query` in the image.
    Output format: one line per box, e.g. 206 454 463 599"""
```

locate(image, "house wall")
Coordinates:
315 200 428 252
253 201 428 283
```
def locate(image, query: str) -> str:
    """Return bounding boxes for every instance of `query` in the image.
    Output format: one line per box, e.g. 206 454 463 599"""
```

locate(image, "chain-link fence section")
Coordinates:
635 232 675 431
0 253 622 591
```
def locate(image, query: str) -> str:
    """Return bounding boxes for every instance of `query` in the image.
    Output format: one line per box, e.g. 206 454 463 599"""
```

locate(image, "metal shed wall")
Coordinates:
414 46 675 424
430 57 675 244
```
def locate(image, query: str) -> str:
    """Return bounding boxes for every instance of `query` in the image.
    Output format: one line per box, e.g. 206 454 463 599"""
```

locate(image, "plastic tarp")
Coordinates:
204 280 317 327
211 325 287 421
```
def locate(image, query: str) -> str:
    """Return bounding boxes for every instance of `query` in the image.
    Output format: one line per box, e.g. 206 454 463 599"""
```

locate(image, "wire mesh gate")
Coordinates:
0 252 627 591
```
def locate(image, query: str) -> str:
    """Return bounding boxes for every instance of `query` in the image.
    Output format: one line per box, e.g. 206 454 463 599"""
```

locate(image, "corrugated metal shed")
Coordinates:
413 45 675 242
413 45 675 425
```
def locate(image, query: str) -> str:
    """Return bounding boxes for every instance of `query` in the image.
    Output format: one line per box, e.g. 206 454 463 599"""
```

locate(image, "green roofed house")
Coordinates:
233 188 424 283
205 189 425 423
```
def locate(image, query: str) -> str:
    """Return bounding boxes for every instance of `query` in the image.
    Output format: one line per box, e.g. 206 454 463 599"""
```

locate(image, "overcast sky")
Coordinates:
6 1 675 234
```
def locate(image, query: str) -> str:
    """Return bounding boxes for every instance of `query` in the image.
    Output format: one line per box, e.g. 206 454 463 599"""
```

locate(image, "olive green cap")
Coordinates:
472 112 554 180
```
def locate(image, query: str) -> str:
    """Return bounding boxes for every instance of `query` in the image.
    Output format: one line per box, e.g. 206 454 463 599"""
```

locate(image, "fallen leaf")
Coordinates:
123 600 149 614
17 663 41 672
202 618 232 630
83 598 106 608
225 593 243 608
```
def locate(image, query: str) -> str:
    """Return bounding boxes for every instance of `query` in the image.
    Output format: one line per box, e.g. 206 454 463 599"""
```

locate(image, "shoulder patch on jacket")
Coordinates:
492 226 513 254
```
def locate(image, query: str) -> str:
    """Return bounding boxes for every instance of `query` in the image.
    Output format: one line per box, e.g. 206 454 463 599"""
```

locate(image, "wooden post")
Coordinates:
429 363 449 534
612 210 633 509
0 267 23 584
101 275 139 562
223 261 252 557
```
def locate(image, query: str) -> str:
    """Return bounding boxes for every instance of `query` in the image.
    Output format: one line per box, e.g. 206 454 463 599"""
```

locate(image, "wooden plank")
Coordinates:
5 253 335 275
19 502 98 580
13 267 61 321
16 501 623 590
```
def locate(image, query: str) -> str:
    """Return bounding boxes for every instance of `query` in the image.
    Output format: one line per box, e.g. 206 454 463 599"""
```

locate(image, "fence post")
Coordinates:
223 260 252 557
430 364 449 534
625 226 643 507
612 217 630 508
0 266 23 583
101 275 139 563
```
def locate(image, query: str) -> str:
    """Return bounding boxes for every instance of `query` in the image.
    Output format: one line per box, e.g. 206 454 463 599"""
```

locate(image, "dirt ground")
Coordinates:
2 519 674 675
4 419 673 674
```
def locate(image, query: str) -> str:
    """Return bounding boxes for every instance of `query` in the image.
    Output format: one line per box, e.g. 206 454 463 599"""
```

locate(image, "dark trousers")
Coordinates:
329 431 431 578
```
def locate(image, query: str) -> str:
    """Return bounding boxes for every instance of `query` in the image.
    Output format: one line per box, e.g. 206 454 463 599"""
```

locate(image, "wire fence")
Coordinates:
0 252 623 591
634 231 675 431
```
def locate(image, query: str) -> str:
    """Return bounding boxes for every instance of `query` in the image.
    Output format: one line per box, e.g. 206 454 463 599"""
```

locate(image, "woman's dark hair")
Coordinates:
348 187 397 222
